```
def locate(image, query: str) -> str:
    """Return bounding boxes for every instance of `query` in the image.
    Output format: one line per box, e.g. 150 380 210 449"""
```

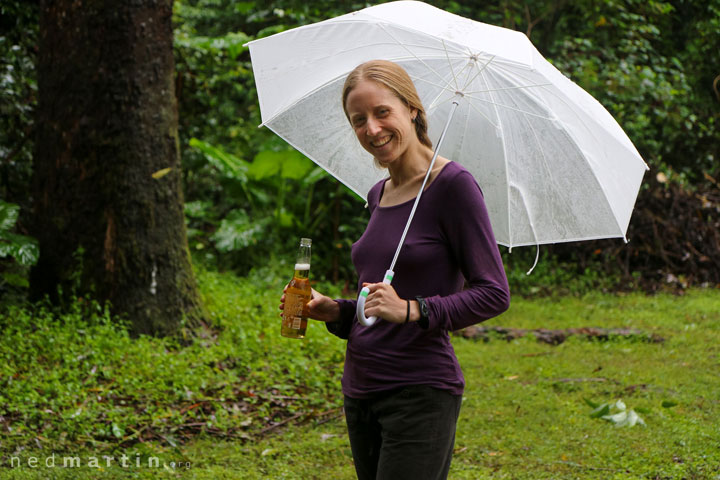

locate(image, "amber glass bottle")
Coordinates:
281 238 312 338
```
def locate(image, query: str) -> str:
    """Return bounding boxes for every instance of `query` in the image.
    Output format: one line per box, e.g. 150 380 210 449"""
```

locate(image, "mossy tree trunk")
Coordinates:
31 0 204 336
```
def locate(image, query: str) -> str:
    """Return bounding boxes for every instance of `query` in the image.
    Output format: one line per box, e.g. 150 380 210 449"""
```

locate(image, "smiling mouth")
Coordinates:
370 135 392 148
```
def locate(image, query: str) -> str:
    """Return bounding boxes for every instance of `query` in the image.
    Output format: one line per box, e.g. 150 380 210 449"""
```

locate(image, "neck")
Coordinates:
387 145 435 187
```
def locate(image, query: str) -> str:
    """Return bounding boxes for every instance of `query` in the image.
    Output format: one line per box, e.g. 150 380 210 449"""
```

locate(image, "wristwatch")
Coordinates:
415 296 430 329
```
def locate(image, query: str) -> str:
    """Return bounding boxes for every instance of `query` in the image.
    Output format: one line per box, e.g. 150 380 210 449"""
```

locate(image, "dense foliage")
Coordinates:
171 0 720 289
1 0 718 299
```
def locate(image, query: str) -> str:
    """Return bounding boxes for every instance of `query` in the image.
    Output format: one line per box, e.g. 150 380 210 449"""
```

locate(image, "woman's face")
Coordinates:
344 79 418 167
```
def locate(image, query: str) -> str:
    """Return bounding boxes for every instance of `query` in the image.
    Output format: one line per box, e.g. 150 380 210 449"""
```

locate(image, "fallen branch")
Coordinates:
457 326 664 345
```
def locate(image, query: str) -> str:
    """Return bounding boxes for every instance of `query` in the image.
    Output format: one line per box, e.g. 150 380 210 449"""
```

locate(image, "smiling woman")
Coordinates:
345 80 418 168
342 60 433 169
279 59 510 480
342 60 450 208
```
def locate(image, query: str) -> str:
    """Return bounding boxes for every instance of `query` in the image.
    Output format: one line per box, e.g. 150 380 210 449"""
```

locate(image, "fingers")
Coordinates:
306 288 319 308
279 285 289 317
359 283 405 323
362 282 389 295
362 282 394 300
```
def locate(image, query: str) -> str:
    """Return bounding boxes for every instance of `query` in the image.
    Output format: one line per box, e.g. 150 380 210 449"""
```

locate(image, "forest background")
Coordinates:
2 0 719 303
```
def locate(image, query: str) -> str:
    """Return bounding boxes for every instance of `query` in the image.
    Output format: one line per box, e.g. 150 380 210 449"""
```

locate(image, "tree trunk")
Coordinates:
31 0 204 336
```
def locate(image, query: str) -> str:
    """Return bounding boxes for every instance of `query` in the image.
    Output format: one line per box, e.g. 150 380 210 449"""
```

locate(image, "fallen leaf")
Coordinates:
152 167 173 179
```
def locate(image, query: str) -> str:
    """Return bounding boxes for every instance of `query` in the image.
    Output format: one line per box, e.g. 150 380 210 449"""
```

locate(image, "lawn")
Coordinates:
1 268 718 479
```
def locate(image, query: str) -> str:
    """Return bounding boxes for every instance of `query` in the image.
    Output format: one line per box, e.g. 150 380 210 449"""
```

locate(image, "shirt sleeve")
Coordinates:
425 169 510 331
325 298 356 339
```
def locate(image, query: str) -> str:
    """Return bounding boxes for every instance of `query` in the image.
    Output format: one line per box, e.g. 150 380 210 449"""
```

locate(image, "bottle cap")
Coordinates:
300 238 312 245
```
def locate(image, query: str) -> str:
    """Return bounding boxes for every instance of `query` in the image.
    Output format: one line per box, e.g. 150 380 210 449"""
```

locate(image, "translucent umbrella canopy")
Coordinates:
246 0 648 248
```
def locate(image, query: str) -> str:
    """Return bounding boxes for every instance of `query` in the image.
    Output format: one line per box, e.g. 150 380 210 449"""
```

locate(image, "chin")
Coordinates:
375 157 395 168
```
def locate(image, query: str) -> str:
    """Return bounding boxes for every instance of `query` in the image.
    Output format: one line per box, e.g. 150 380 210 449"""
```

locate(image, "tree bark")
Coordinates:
32 0 204 335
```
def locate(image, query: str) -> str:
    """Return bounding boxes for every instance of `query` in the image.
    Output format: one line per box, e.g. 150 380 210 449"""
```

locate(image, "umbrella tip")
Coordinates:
525 244 540 275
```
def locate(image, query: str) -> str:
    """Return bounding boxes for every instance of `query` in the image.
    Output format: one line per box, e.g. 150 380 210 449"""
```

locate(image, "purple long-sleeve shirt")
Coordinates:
327 161 510 398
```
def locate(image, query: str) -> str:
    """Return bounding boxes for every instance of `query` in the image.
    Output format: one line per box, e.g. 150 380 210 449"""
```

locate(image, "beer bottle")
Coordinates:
281 238 312 338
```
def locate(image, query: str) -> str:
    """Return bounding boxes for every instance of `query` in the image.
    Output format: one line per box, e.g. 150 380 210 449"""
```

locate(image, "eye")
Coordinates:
351 116 366 127
377 108 389 116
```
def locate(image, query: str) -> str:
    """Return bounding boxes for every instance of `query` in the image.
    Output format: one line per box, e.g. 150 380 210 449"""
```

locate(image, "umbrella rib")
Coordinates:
466 59 555 122
271 41 467 73
510 184 541 274
462 83 553 95
427 91 456 113
521 104 576 237
458 87 473 157
427 95 464 113
459 54 495 93
463 100 500 130
378 24 456 92
463 94 555 121
425 67 468 111
419 55 474 110
412 75 460 95
475 63 513 246
442 39 460 90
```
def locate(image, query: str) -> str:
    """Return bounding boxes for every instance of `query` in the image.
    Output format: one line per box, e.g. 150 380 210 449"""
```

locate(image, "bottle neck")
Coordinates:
296 245 311 267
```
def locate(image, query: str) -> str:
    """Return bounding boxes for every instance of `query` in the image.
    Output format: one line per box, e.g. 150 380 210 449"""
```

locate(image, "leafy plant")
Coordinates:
0 1 38 208
187 136 340 274
0 200 38 288
585 398 646 427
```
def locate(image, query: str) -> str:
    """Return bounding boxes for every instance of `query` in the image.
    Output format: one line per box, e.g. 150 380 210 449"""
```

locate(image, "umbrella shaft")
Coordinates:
389 99 461 271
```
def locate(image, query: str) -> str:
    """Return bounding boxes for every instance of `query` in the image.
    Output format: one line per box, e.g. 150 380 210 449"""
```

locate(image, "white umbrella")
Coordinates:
246 0 648 324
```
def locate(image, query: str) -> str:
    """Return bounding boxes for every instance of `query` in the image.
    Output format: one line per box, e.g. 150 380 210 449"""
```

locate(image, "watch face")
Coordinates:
416 297 429 318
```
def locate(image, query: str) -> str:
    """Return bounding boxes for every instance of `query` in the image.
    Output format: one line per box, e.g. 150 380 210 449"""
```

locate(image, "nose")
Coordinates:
365 117 382 136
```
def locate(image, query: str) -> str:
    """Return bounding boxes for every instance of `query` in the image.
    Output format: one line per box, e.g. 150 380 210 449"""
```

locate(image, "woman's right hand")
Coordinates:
280 286 340 323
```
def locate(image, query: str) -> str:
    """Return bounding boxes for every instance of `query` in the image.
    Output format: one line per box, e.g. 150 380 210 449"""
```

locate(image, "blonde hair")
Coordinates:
342 60 433 150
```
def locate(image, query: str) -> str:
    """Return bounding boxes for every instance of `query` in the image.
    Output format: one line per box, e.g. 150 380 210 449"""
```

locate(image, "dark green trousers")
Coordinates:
344 386 463 480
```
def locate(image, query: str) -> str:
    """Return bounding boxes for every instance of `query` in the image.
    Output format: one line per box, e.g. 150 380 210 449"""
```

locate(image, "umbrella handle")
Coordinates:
356 270 394 326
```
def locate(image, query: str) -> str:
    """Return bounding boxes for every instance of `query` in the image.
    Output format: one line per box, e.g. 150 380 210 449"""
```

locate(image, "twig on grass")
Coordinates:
313 407 344 426
553 377 616 384
258 412 305 435
551 460 624 472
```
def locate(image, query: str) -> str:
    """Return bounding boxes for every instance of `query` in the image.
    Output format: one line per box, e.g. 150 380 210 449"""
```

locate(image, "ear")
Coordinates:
410 107 418 122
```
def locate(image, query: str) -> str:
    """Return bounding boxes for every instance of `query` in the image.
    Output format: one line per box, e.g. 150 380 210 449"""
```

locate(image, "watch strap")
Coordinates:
415 296 430 329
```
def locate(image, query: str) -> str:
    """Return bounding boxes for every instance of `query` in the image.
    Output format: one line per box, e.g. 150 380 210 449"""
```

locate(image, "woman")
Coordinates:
280 60 510 480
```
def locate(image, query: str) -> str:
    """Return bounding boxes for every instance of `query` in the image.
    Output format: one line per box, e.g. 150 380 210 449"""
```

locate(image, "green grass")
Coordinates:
1 268 718 479
449 290 720 479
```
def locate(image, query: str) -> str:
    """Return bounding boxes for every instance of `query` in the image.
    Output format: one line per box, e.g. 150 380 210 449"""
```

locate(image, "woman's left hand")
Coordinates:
361 282 407 324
